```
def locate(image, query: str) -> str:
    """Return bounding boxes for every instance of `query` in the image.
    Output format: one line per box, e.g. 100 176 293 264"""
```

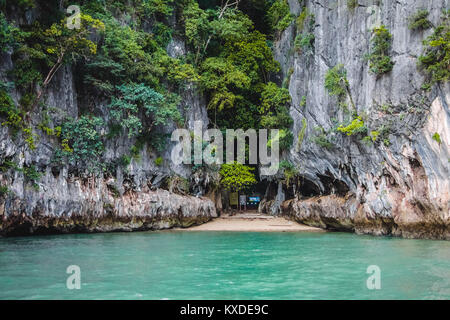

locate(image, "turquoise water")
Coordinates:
0 231 449 300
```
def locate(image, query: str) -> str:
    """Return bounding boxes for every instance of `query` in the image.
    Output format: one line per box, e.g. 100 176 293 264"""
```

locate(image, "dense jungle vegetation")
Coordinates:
1 1 448 194
0 0 296 191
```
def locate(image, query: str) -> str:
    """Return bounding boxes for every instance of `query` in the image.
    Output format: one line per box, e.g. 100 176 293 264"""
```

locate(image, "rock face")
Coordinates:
0 185 216 236
1 1 449 239
0 11 216 236
0 64 217 236
272 0 449 239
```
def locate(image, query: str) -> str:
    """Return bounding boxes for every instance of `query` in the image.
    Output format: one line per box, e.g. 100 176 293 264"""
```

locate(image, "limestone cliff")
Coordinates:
0 4 216 236
0 0 448 239
272 0 449 239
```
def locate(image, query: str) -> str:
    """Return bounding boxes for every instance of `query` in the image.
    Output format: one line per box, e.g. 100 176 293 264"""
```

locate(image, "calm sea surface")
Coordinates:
0 231 449 299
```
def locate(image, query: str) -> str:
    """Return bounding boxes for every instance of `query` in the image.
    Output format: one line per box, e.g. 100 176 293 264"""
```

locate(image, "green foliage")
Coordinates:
0 159 18 172
88 19 154 88
8 22 45 91
85 17 197 93
296 7 311 33
2 161 43 189
10 45 44 91
22 127 37 150
191 6 282 130
0 89 22 132
367 25 394 75
294 32 315 54
347 0 358 10
200 29 278 113
337 116 367 136
325 64 349 99
119 154 131 168
0 185 9 196
282 67 294 88
0 80 13 91
38 112 61 137
183 1 255 62
279 160 298 185
201 57 251 110
219 162 257 192
259 82 291 115
0 12 19 52
296 118 307 151
418 10 450 86
312 127 333 149
300 95 307 108
370 130 380 142
223 30 279 84
210 8 254 43
294 7 315 54
267 0 294 33
266 129 294 151
58 116 104 170
141 0 174 18
259 82 293 150
408 9 432 31
154 156 164 166
8 11 103 110
182 0 210 55
23 164 42 188
108 83 181 138
43 14 104 65
432 132 442 144
370 124 391 146
0 1 294 180
181 0 292 156
0 89 37 149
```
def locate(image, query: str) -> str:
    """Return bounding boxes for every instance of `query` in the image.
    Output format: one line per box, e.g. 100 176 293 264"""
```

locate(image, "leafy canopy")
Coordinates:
367 25 394 75
108 83 181 138
418 10 450 86
220 162 257 192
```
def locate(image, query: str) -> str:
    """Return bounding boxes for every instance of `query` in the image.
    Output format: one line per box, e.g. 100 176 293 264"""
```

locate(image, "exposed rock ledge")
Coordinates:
281 195 449 240
0 188 216 237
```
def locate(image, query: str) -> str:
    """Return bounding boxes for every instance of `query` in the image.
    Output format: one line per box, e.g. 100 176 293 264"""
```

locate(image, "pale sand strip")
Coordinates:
178 213 324 232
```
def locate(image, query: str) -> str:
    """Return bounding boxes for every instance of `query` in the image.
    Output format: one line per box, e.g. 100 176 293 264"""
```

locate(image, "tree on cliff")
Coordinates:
30 13 105 112
219 162 257 192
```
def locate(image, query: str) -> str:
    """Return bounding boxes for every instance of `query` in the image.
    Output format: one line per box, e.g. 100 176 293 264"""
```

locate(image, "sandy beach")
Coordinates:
180 212 324 232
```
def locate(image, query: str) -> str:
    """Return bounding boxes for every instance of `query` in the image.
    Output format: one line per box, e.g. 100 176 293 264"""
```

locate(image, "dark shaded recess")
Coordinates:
253 179 270 195
51 166 60 179
382 169 398 187
68 166 79 177
317 174 350 197
3 221 33 237
283 183 295 200
238 0 272 35
409 157 421 168
298 176 321 197
321 217 355 232
263 181 278 200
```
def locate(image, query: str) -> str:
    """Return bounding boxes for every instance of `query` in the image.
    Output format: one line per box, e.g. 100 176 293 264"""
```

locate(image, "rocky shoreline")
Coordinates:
281 195 449 240
0 188 217 237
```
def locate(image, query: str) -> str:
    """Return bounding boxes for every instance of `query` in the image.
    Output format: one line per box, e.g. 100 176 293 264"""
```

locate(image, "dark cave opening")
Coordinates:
317 174 350 197
298 177 321 197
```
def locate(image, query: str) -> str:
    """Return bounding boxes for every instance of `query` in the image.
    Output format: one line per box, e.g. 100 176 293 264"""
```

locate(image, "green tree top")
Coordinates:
220 162 257 192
